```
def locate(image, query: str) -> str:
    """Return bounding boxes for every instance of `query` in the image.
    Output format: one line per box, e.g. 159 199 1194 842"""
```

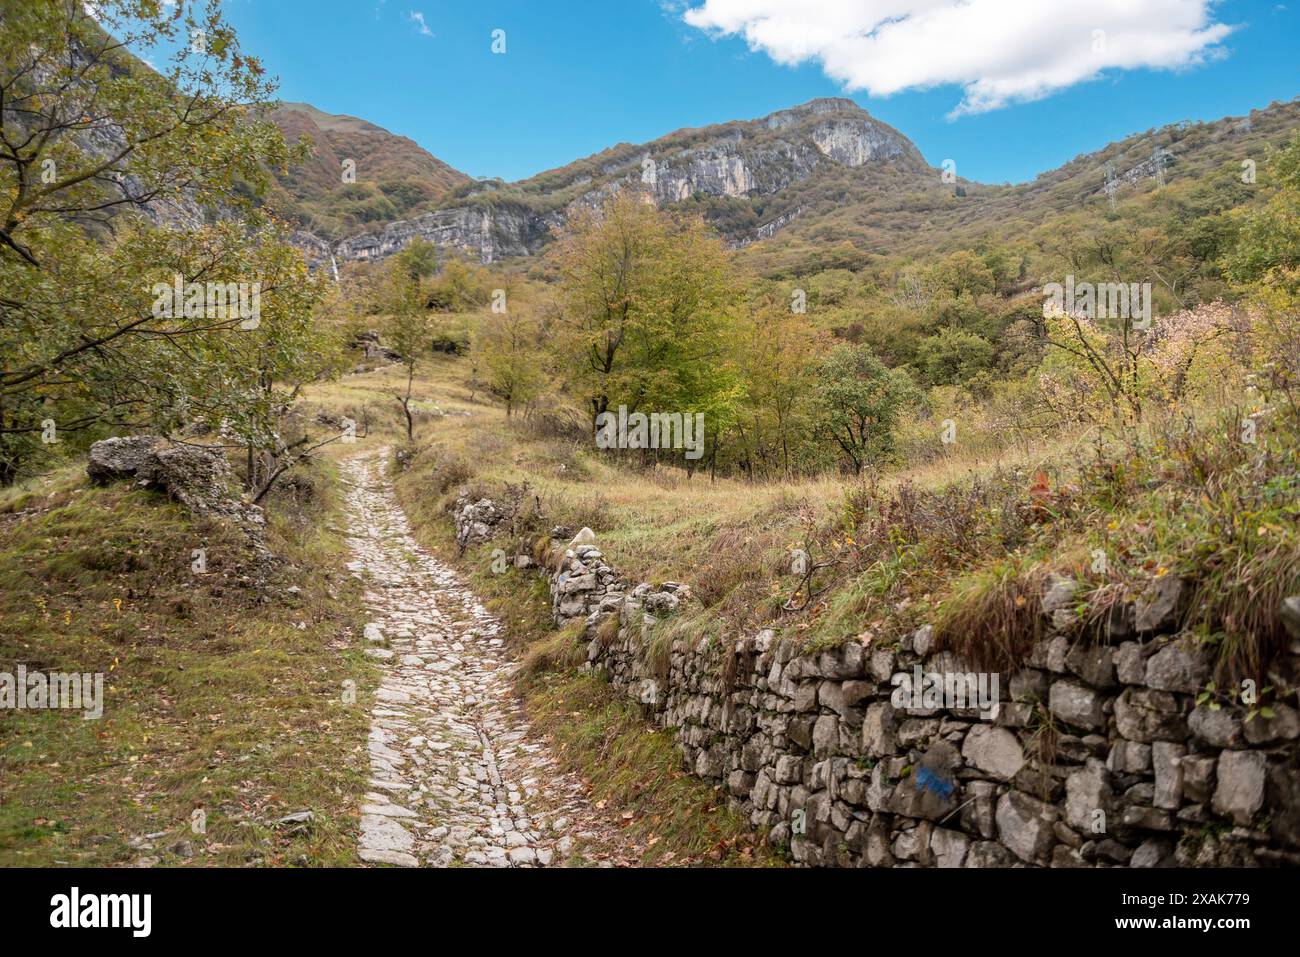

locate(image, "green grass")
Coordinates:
0 458 375 867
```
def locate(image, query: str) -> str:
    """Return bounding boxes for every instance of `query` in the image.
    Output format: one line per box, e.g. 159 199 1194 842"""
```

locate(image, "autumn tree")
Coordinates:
474 298 546 418
552 194 739 429
730 298 826 479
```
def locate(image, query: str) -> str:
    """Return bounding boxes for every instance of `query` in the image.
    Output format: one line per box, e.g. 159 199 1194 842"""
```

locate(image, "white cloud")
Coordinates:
682 0 1234 115
408 11 432 37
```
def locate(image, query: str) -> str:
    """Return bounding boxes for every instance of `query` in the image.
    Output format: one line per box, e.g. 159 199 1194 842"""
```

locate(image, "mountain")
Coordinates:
266 102 471 240
295 97 932 265
287 95 1300 272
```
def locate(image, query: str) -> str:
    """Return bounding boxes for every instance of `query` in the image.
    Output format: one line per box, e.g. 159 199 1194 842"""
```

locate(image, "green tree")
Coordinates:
813 344 918 475
916 328 996 387
0 0 305 483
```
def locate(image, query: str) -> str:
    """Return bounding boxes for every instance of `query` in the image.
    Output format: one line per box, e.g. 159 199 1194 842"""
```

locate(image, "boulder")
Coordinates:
86 435 162 482
87 436 242 516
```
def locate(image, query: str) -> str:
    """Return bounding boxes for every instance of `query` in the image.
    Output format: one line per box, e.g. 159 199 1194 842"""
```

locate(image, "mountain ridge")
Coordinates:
283 95 1300 271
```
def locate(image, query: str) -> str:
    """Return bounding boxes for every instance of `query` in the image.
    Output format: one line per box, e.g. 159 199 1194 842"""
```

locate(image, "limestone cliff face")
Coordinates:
331 205 563 264
298 98 929 266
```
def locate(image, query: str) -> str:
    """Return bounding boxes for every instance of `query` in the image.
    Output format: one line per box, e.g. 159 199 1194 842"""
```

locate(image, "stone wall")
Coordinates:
455 505 1300 868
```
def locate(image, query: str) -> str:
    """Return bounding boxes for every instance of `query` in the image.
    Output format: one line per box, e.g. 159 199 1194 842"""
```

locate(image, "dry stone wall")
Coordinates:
455 504 1300 868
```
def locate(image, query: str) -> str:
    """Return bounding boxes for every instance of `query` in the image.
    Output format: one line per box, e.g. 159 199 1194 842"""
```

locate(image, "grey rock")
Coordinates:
1050 845 1088 868
1182 754 1216 804
773 755 804 785
1267 762 1300 849
1044 635 1070 673
1133 576 1186 633
961 725 1025 781
930 827 970 868
1188 705 1244 748
1121 806 1175 831
1131 839 1174 868
996 790 1059 864
1009 668 1049 703
1114 688 1187 742
643 591 680 616
90 437 244 517
861 701 897 758
1211 750 1266 826
966 840 1017 868
812 714 840 757
1066 643 1117 689
87 435 163 482
1094 839 1134 865
1279 596 1300 641
1144 637 1211 694
1064 759 1112 833
1107 740 1152 774
1114 641 1147 685
1242 702 1300 744
1041 574 1079 615
1048 679 1105 730
912 625 935 657
1151 741 1185 809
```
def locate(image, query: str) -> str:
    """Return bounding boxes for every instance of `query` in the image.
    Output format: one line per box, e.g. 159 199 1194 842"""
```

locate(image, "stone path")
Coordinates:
340 448 601 867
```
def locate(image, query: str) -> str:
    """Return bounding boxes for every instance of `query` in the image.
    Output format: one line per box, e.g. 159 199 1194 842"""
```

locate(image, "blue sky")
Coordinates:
212 0 1298 185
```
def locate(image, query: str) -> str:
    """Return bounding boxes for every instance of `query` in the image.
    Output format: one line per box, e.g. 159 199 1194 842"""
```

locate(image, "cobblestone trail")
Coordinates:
341 448 596 867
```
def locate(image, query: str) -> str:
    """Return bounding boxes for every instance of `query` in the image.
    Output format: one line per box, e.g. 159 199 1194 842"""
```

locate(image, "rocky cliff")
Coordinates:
295 98 931 265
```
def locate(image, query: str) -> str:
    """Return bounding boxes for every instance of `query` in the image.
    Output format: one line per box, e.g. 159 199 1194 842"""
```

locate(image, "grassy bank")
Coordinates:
0 458 374 867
